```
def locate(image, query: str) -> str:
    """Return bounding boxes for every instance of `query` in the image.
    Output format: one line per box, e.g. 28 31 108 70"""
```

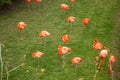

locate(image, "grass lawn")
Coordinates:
0 0 120 80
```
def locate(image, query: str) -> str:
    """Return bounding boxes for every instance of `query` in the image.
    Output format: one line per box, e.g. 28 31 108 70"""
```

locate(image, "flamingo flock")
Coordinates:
17 0 117 74
2 0 115 80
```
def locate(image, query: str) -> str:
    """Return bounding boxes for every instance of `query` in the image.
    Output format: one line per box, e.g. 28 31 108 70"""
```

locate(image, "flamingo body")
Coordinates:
32 51 44 58
57 45 71 55
18 22 27 30
26 0 31 3
62 35 69 43
39 31 52 37
61 4 69 11
67 16 75 23
71 0 75 3
83 18 90 26
35 0 41 3
93 39 104 50
72 57 82 65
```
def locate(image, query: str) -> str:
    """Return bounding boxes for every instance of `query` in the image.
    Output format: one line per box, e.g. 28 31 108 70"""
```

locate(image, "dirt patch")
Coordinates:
112 11 120 80
0 0 23 14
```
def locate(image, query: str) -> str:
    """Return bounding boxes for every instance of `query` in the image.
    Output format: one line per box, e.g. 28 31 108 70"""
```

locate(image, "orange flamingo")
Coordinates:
32 51 44 68
108 55 115 75
93 39 104 50
25 0 31 11
18 22 27 30
67 16 75 32
35 0 41 3
72 57 82 73
82 18 90 38
57 45 71 68
71 0 76 3
32 51 44 58
61 4 69 11
98 49 108 69
57 45 71 55
26 0 31 3
39 31 52 50
83 18 90 26
62 34 69 43
72 57 82 65
39 31 52 37
67 16 75 23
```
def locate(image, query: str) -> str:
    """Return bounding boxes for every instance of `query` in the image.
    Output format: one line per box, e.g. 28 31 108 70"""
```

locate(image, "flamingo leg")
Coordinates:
98 59 104 70
62 55 65 68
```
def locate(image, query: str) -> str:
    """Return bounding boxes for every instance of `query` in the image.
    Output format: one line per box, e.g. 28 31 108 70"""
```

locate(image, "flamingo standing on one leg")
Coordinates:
39 31 52 50
72 57 82 73
67 16 75 32
82 18 90 39
25 0 31 11
32 51 44 69
57 45 71 68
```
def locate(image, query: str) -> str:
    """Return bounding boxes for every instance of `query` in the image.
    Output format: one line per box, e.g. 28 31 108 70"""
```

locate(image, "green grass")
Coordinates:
0 0 120 80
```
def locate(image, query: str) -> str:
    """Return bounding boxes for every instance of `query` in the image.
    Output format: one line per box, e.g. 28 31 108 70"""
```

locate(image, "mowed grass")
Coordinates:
0 0 119 80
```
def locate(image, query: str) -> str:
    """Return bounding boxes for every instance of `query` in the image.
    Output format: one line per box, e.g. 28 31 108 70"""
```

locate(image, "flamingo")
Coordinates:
57 45 71 55
98 49 108 69
57 45 71 68
67 16 75 23
39 31 52 37
72 57 82 73
61 4 69 11
39 31 52 51
71 0 76 3
72 57 82 65
62 34 69 43
18 22 27 30
26 0 31 3
32 51 44 58
32 51 44 69
108 55 115 75
35 0 41 3
82 18 90 39
67 16 75 32
92 39 104 50
83 18 90 26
